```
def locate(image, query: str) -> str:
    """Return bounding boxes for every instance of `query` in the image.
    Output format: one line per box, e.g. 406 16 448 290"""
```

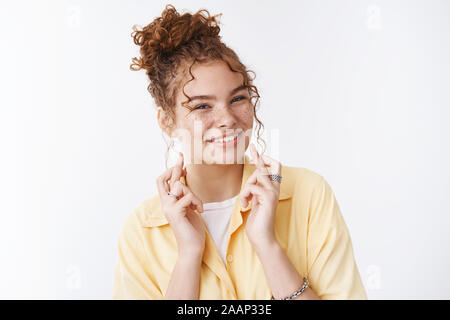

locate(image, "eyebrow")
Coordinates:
188 84 247 102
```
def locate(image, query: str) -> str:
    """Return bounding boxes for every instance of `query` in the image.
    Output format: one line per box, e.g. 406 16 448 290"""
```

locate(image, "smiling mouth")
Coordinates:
206 131 243 145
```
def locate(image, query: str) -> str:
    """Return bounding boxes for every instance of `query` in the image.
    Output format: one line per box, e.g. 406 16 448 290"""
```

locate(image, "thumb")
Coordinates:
240 187 253 208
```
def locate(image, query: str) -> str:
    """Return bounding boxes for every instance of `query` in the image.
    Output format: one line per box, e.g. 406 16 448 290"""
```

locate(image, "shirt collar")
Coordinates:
139 154 291 228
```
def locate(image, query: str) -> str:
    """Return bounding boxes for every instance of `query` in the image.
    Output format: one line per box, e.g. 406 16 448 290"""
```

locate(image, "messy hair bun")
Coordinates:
130 4 222 74
130 4 265 165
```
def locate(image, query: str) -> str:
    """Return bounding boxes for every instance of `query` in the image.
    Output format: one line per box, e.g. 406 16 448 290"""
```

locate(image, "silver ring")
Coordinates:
167 192 178 198
268 174 282 183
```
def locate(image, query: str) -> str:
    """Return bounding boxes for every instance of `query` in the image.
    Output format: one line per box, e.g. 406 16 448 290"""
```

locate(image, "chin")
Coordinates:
201 149 246 165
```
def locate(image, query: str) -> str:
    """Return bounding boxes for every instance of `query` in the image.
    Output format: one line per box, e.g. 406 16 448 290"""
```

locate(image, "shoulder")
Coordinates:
281 166 346 240
120 194 163 234
280 164 328 198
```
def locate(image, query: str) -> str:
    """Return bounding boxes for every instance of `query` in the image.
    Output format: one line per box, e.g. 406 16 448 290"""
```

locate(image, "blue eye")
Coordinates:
193 96 246 111
232 95 246 103
194 104 210 110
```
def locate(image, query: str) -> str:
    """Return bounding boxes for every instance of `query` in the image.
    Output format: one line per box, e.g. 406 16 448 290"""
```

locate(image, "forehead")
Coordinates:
178 60 244 100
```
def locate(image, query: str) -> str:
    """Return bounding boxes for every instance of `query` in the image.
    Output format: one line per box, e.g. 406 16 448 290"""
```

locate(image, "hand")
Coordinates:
156 152 206 256
241 143 282 249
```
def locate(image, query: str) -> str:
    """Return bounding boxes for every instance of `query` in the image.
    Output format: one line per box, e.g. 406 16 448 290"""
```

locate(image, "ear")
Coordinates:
157 107 174 137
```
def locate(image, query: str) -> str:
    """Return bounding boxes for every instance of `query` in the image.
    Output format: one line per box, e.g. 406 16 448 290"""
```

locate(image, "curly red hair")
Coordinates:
130 4 265 165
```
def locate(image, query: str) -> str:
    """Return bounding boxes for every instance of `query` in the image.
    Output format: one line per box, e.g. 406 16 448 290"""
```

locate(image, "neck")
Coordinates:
185 162 244 204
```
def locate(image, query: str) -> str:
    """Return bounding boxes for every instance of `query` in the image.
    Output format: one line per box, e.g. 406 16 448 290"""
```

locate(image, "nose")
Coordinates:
215 105 237 128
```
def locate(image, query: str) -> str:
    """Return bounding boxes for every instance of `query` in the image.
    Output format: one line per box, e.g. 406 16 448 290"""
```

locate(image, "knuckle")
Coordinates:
173 181 183 189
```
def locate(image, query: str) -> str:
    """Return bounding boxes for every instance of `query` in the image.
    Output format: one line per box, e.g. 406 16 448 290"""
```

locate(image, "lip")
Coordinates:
206 130 243 142
207 131 243 147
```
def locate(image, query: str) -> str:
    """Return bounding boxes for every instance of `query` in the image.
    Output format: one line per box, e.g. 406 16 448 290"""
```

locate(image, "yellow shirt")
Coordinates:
112 155 367 300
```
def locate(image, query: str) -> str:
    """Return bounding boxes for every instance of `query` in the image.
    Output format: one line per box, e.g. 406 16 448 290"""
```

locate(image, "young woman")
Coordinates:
113 4 367 300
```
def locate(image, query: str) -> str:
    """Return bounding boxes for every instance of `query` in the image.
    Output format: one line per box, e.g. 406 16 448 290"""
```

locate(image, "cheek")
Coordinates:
191 115 213 141
237 106 254 126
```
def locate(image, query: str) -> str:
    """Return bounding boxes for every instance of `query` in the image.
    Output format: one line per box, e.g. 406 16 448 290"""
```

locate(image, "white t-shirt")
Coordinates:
200 195 239 265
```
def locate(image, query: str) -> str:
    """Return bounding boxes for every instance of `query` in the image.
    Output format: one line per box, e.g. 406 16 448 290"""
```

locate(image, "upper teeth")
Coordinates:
210 132 241 143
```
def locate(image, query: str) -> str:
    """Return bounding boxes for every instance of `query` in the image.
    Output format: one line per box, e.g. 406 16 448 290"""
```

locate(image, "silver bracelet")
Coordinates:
271 277 309 300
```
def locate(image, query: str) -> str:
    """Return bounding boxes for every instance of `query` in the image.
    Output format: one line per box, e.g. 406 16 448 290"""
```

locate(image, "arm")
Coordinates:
164 251 203 300
253 239 320 300
253 173 368 300
113 214 164 300
306 176 368 299
113 214 205 300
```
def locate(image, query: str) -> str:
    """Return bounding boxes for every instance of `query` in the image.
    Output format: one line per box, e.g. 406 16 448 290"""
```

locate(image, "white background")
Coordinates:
1 0 449 299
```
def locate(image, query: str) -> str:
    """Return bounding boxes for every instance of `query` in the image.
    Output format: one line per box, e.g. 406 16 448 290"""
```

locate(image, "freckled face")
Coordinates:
172 60 254 165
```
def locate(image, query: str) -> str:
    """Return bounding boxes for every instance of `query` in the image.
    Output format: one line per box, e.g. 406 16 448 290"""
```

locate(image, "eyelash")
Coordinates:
194 95 247 110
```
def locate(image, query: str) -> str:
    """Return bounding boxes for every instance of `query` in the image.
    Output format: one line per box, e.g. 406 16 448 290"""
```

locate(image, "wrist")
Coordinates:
250 234 279 256
178 249 204 262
